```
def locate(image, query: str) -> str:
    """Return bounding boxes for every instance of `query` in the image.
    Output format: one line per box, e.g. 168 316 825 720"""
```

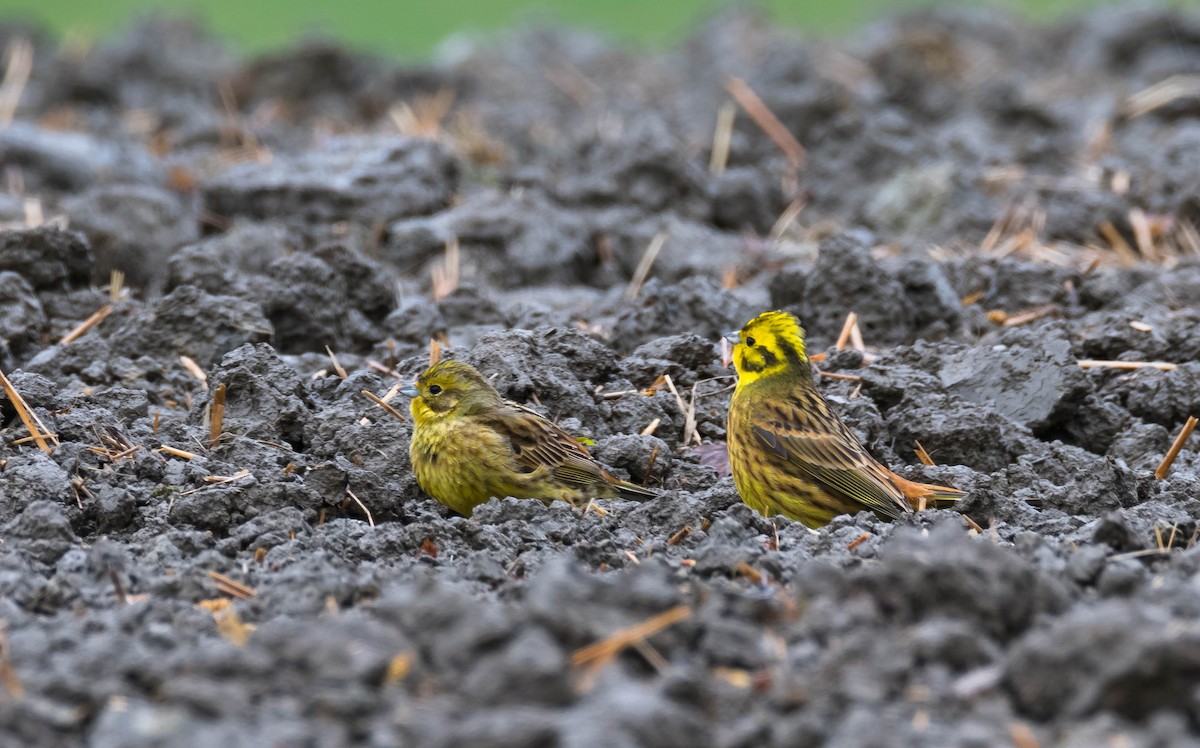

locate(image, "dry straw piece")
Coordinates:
179 355 209 388
816 370 862 382
325 346 348 379
1077 359 1177 372
362 389 407 422
914 441 936 466
197 600 253 647
179 470 251 496
59 305 114 345
848 317 865 352
661 374 700 448
346 489 375 528
725 76 806 168
208 383 227 448
359 382 404 426
389 88 456 138
1009 722 1041 748
0 624 23 697
719 337 733 369
431 236 460 301
212 604 252 647
109 269 125 302
0 368 58 454
571 605 692 671
0 37 33 126
639 418 661 436
642 445 660 488
835 311 858 351
207 570 256 600
963 515 986 534
734 561 765 585
708 100 736 176
385 653 413 684
1156 416 1198 480
768 197 807 242
846 532 872 552
624 230 668 301
1122 74 1200 118
667 525 692 546
158 445 198 460
990 304 1059 327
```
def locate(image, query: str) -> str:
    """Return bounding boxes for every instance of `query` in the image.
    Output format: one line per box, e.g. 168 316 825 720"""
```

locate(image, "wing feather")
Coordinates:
750 392 910 519
483 402 610 489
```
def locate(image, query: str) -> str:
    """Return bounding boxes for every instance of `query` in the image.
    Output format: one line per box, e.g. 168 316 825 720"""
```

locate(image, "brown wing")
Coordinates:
750 389 910 520
482 402 614 489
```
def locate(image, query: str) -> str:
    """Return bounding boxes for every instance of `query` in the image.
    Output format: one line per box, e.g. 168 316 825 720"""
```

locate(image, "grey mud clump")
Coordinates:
2 6 1200 748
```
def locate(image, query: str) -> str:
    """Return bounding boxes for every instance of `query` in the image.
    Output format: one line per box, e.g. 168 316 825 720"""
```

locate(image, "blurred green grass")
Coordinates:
0 0 1166 58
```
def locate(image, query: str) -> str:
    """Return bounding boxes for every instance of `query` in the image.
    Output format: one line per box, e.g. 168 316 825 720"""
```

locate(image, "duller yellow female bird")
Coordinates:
725 310 963 527
401 360 658 516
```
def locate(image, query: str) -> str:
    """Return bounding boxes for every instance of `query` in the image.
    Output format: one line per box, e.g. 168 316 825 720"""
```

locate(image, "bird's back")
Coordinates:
728 372 910 527
411 400 656 514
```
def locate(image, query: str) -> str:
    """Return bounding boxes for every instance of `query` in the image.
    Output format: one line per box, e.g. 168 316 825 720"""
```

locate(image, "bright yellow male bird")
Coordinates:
725 310 963 527
401 360 658 516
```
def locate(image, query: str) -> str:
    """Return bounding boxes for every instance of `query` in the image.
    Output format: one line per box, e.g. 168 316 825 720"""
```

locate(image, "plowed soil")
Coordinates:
2 7 1200 746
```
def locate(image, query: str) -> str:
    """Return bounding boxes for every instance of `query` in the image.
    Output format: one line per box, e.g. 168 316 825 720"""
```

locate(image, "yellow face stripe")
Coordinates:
732 311 809 390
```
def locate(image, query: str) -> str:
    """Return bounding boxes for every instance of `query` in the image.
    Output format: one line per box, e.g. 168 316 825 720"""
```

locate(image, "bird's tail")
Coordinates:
889 472 964 511
615 481 659 501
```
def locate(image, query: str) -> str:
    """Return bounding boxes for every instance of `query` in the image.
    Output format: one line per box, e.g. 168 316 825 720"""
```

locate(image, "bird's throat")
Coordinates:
735 358 811 394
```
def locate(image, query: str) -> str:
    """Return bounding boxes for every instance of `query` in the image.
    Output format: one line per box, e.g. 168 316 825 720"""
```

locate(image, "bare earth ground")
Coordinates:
2 5 1200 746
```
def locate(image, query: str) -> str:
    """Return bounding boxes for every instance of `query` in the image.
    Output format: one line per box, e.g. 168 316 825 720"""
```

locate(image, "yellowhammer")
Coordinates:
401 360 658 515
725 310 963 527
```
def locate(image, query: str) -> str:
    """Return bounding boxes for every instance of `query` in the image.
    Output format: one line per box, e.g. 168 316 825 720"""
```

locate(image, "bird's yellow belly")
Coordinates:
409 421 500 515
409 417 584 515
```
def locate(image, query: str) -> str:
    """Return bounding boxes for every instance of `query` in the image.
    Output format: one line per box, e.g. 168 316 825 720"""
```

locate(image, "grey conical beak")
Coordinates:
399 385 419 398
723 331 740 345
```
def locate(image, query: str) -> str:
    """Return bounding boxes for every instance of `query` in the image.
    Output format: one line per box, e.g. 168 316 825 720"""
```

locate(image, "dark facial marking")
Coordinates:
777 338 807 371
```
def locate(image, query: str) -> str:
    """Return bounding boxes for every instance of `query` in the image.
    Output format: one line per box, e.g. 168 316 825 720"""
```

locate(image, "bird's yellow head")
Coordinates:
401 360 503 424
724 310 810 390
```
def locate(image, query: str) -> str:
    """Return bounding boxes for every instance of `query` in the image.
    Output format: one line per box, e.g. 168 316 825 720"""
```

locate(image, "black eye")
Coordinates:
428 384 442 395
745 336 756 347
